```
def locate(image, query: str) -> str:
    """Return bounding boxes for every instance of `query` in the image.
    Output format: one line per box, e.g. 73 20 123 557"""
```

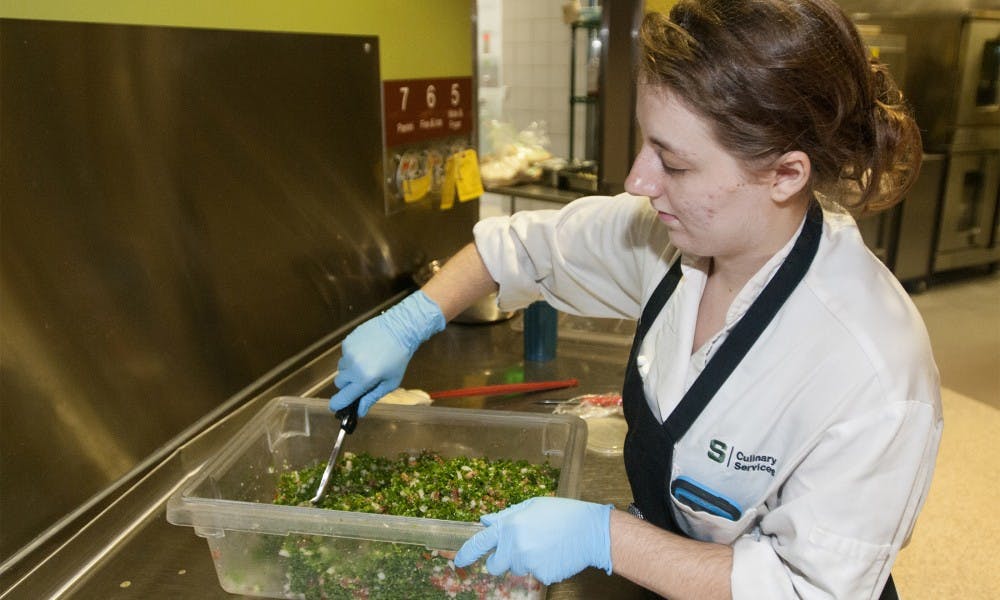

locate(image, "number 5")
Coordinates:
451 83 460 106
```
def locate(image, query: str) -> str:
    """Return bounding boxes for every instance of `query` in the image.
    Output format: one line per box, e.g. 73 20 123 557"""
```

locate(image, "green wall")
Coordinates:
0 1 473 80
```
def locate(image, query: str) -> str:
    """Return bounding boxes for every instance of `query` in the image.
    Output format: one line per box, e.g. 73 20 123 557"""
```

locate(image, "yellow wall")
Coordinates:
644 0 677 14
0 0 472 80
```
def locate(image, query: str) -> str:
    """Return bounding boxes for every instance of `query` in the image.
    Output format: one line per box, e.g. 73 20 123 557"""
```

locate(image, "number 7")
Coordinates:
399 86 410 112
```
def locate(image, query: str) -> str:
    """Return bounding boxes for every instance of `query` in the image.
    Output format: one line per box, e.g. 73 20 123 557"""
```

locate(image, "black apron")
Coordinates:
621 204 897 599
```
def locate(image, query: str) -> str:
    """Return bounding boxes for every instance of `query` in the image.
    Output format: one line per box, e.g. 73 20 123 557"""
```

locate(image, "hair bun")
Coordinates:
870 61 904 107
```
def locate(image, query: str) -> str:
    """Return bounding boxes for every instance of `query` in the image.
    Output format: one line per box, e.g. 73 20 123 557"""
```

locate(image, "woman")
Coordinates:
330 1 942 597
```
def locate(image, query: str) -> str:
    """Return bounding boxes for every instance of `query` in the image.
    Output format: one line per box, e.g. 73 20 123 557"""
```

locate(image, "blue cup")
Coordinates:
524 301 558 362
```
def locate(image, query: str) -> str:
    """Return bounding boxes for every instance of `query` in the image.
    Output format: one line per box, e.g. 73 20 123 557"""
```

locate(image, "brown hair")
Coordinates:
638 0 922 214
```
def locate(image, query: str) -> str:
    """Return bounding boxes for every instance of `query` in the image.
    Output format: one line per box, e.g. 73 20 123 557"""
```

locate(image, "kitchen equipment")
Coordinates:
427 378 579 399
524 300 559 361
893 154 947 290
166 397 588 599
582 416 627 456
414 259 516 324
309 397 360 504
857 10 1000 275
550 393 626 456
569 19 601 165
935 148 1000 271
853 26 908 268
927 11 1000 274
558 161 600 193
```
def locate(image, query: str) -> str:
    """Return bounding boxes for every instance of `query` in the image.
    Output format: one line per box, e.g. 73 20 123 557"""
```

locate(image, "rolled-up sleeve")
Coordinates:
472 193 669 317
730 397 942 599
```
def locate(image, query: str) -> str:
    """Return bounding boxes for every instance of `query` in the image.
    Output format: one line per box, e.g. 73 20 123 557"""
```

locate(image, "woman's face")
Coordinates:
625 85 778 260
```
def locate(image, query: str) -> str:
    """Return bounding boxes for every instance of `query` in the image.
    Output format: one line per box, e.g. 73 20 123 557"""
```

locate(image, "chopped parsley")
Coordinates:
269 450 560 599
275 450 559 520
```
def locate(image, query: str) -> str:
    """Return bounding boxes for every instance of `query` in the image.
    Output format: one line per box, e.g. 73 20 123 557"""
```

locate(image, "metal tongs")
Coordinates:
310 397 361 505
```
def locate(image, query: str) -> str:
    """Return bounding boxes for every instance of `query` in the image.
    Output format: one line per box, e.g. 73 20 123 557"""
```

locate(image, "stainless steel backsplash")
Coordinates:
0 19 477 563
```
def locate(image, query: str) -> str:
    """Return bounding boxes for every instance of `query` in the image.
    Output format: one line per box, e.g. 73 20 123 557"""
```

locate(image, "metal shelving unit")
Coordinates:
568 19 600 162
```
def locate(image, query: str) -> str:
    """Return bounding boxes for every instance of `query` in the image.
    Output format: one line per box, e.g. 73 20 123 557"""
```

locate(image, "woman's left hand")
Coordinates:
454 497 614 584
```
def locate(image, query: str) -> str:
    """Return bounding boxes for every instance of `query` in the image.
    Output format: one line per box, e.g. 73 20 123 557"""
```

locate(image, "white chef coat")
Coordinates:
473 193 942 600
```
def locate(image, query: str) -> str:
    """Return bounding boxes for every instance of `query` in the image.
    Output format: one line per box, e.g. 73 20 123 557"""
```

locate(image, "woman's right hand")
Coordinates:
329 290 445 417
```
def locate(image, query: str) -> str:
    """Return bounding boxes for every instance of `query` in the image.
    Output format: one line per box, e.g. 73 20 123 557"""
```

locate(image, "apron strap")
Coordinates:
633 257 683 349
879 574 898 600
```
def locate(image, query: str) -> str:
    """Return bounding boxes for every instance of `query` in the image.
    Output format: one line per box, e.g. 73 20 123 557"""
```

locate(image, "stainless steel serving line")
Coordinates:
0 17 645 598
0 18 478 576
2 310 647 599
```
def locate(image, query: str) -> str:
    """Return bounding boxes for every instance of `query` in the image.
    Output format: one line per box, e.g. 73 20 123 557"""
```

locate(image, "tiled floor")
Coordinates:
910 270 1000 407
894 385 999 599
897 269 999 599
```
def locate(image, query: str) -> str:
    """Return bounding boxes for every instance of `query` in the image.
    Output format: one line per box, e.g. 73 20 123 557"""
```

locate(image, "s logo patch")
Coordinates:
707 439 728 464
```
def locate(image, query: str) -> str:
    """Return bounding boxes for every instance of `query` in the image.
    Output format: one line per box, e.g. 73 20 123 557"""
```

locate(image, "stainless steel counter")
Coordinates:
0 19 480 568
485 184 588 210
2 310 647 599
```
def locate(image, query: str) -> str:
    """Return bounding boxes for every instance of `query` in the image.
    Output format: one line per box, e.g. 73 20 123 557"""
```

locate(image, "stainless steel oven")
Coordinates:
937 12 999 271
936 147 1000 270
857 9 1000 274
956 15 1000 131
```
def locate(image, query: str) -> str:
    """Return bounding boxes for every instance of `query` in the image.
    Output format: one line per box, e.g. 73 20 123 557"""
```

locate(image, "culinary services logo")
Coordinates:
707 439 778 476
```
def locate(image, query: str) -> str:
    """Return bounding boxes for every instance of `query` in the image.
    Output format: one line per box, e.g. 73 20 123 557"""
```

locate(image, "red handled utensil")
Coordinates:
427 378 579 399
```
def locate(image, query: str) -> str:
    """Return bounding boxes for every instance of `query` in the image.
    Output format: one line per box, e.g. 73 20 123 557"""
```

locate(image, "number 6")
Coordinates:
426 84 437 108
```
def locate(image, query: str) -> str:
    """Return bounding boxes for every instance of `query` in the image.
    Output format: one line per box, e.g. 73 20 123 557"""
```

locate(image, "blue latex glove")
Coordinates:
329 291 445 417
454 497 613 585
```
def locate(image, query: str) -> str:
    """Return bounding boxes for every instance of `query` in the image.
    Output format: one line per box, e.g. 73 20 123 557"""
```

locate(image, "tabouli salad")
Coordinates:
270 450 560 599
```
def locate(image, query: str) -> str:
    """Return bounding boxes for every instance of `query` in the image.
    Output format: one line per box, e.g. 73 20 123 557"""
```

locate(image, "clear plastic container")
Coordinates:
167 397 588 599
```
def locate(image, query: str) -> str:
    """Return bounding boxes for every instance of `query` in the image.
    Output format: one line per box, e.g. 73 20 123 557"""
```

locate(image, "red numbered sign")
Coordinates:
383 77 473 147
